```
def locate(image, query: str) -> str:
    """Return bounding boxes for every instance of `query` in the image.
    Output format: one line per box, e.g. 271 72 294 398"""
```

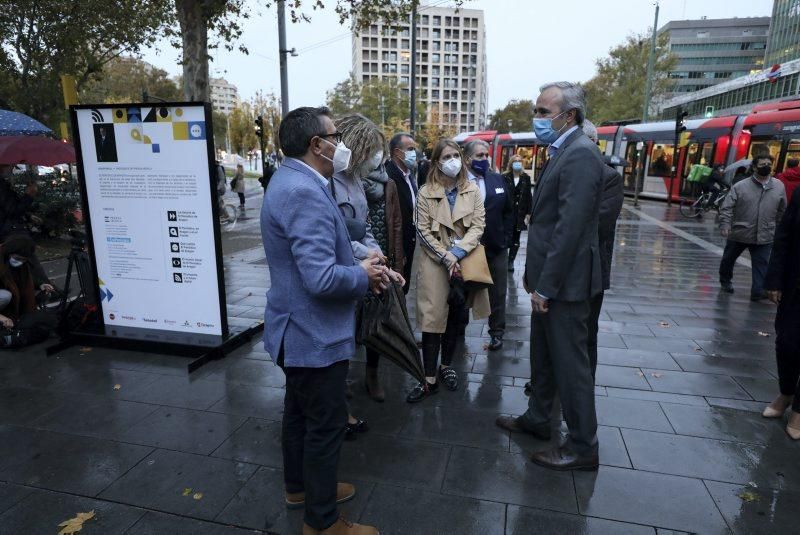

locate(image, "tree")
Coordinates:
488 99 534 133
212 110 229 151
416 107 457 153
251 90 282 152
228 102 258 155
325 74 426 139
0 0 172 130
80 56 182 104
583 32 676 124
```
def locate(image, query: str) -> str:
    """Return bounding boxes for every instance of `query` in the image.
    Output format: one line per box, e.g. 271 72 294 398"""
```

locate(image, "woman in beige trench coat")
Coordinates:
407 139 489 403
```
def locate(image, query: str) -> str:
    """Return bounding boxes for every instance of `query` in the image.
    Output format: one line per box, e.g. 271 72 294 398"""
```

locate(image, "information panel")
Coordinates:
72 103 226 340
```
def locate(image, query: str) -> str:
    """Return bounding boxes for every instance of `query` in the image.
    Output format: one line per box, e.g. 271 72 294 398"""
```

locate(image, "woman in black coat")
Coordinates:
502 154 533 271
765 191 800 440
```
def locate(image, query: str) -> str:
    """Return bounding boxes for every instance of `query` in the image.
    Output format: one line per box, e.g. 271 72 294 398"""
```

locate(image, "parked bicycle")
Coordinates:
679 188 729 218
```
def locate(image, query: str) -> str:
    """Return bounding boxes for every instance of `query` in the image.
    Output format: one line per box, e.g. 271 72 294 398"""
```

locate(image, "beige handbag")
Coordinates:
458 243 493 287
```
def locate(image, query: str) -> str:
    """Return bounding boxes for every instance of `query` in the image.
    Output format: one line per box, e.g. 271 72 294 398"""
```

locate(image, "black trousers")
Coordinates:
282 359 349 530
487 249 508 339
402 238 415 294
775 293 800 412
237 192 245 206
588 291 604 381
521 300 598 456
719 240 772 296
509 228 523 264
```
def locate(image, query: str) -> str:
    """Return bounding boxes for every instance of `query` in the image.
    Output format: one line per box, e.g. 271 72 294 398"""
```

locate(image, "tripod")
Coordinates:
58 230 96 312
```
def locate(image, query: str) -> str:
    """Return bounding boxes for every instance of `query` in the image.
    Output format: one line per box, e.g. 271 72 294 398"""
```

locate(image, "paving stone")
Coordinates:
0 425 151 495
0 482 33 516
100 449 258 521
216 467 371 533
597 348 681 371
128 510 263 534
212 418 283 468
31 397 158 441
595 396 674 433
472 355 531 378
359 484 506 535
574 465 728 533
120 406 247 455
0 490 145 534
621 336 703 354
506 505 656 535
401 405 510 451
704 480 800 535
0 387 96 426
733 376 778 403
201 358 286 388
595 365 651 390
643 368 752 399
660 403 787 444
604 387 708 406
670 353 774 379
442 446 576 513
207 383 285 419
119 375 229 410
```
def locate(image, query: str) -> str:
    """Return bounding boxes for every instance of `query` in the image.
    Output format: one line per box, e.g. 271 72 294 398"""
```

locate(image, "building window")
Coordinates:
445 16 451 26
696 31 710 38
433 29 441 39
401 39 409 49
421 15 429 24
432 53 440 62
433 16 441 25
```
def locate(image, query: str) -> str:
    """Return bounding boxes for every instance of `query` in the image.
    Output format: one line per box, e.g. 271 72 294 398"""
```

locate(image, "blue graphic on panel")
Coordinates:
187 121 206 140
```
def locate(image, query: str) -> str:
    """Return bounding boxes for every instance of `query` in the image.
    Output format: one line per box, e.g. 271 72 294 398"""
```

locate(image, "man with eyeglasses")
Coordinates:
261 106 385 534
464 139 514 351
495 82 603 472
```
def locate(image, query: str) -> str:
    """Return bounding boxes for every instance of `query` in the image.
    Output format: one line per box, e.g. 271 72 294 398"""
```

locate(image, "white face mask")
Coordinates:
321 138 352 174
8 258 24 268
440 158 462 178
368 150 384 171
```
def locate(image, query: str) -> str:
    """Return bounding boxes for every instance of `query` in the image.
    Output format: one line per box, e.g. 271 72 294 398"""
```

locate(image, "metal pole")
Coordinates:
409 5 417 136
634 142 644 207
642 2 659 123
277 0 290 117
669 130 678 206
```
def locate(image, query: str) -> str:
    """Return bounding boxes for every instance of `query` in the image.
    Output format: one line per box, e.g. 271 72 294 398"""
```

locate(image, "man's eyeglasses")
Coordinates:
316 131 343 143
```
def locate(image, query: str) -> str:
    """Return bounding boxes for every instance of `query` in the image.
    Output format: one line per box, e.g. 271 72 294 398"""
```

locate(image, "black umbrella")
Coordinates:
357 282 424 383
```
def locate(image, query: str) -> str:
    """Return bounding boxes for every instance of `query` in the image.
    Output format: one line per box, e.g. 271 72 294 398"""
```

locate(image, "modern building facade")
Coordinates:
351 3 487 132
658 17 770 99
209 77 240 115
661 58 800 119
766 0 800 65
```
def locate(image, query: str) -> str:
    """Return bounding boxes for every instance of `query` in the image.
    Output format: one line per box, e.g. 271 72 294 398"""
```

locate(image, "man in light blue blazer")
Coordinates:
261 106 384 535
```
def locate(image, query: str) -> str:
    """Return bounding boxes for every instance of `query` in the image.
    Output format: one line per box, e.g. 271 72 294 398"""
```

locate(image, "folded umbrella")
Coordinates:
0 135 75 166
357 282 424 383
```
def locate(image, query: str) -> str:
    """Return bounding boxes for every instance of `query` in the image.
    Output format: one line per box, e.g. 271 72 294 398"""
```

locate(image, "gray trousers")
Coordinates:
487 249 508 338
521 299 598 456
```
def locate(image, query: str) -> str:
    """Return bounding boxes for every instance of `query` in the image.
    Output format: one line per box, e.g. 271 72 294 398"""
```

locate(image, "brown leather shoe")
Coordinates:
495 415 551 440
365 366 385 402
530 446 599 471
302 516 379 534
286 482 356 509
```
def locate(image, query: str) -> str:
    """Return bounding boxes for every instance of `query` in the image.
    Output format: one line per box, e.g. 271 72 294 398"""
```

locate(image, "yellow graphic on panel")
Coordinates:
112 108 128 123
129 126 143 143
172 122 189 140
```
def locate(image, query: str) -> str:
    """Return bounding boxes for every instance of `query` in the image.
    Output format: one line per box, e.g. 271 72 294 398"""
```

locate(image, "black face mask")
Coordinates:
756 165 771 177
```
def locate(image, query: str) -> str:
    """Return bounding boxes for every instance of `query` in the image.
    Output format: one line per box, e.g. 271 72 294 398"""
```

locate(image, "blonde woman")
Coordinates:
333 114 404 419
232 163 245 208
408 139 489 403
502 154 533 272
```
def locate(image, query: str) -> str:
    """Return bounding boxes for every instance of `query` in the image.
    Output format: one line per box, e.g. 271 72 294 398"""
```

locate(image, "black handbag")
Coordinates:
330 178 367 241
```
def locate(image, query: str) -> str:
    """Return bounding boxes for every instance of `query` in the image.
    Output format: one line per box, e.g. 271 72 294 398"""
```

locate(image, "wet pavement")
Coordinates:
1 199 798 534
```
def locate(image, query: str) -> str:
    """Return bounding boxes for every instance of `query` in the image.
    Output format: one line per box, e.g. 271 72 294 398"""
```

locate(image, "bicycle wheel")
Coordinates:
222 204 238 227
679 196 704 218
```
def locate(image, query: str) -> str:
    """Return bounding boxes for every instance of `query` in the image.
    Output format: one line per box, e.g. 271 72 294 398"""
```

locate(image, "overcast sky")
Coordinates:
140 0 773 114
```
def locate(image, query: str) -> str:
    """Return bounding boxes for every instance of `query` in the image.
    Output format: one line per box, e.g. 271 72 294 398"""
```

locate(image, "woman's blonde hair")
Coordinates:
428 139 468 190
336 113 386 177
504 153 522 174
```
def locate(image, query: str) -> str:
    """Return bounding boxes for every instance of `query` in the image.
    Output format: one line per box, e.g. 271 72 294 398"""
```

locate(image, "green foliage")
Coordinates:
583 32 676 124
326 73 426 142
80 56 182 104
12 171 80 238
488 100 534 133
228 102 259 155
0 0 172 130
212 110 229 151
251 90 282 152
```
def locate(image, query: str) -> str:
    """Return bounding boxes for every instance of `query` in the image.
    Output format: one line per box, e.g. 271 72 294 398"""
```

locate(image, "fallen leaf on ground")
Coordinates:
79 347 92 352
113 384 121 390
738 490 759 502
58 511 95 535
658 322 670 328
637 371 645 377
182 488 192 496
193 492 204 500
758 332 770 337
694 347 703 352
650 372 663 378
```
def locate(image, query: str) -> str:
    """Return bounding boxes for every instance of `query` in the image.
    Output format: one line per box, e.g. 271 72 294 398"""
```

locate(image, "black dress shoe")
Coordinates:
488 336 503 351
495 415 551 440
406 381 439 403
523 381 532 396
438 367 459 391
344 419 368 441
720 282 734 294
530 446 599 471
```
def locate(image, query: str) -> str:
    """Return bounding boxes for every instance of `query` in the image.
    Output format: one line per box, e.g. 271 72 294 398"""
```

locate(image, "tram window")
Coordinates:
682 143 700 177
598 139 608 153
516 147 534 172
648 144 674 176
783 139 800 172
748 140 781 170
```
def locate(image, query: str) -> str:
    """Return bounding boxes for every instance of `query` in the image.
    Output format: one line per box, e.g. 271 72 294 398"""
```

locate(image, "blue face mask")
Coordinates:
470 159 489 176
403 149 417 169
512 162 523 172
533 111 568 145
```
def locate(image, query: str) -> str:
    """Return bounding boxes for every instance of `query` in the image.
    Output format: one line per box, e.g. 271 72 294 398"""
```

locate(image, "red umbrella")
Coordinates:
0 135 75 166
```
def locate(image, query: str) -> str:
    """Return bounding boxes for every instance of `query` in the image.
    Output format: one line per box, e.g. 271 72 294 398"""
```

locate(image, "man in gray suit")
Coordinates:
496 82 604 471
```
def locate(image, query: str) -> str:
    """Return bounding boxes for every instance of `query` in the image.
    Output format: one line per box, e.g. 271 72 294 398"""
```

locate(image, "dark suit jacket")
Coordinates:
386 159 417 254
599 165 624 290
766 190 800 298
503 171 533 231
524 128 604 301
478 170 514 255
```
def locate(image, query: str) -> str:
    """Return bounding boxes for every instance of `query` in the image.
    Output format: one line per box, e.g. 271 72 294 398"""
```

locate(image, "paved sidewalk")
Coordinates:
0 200 798 534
